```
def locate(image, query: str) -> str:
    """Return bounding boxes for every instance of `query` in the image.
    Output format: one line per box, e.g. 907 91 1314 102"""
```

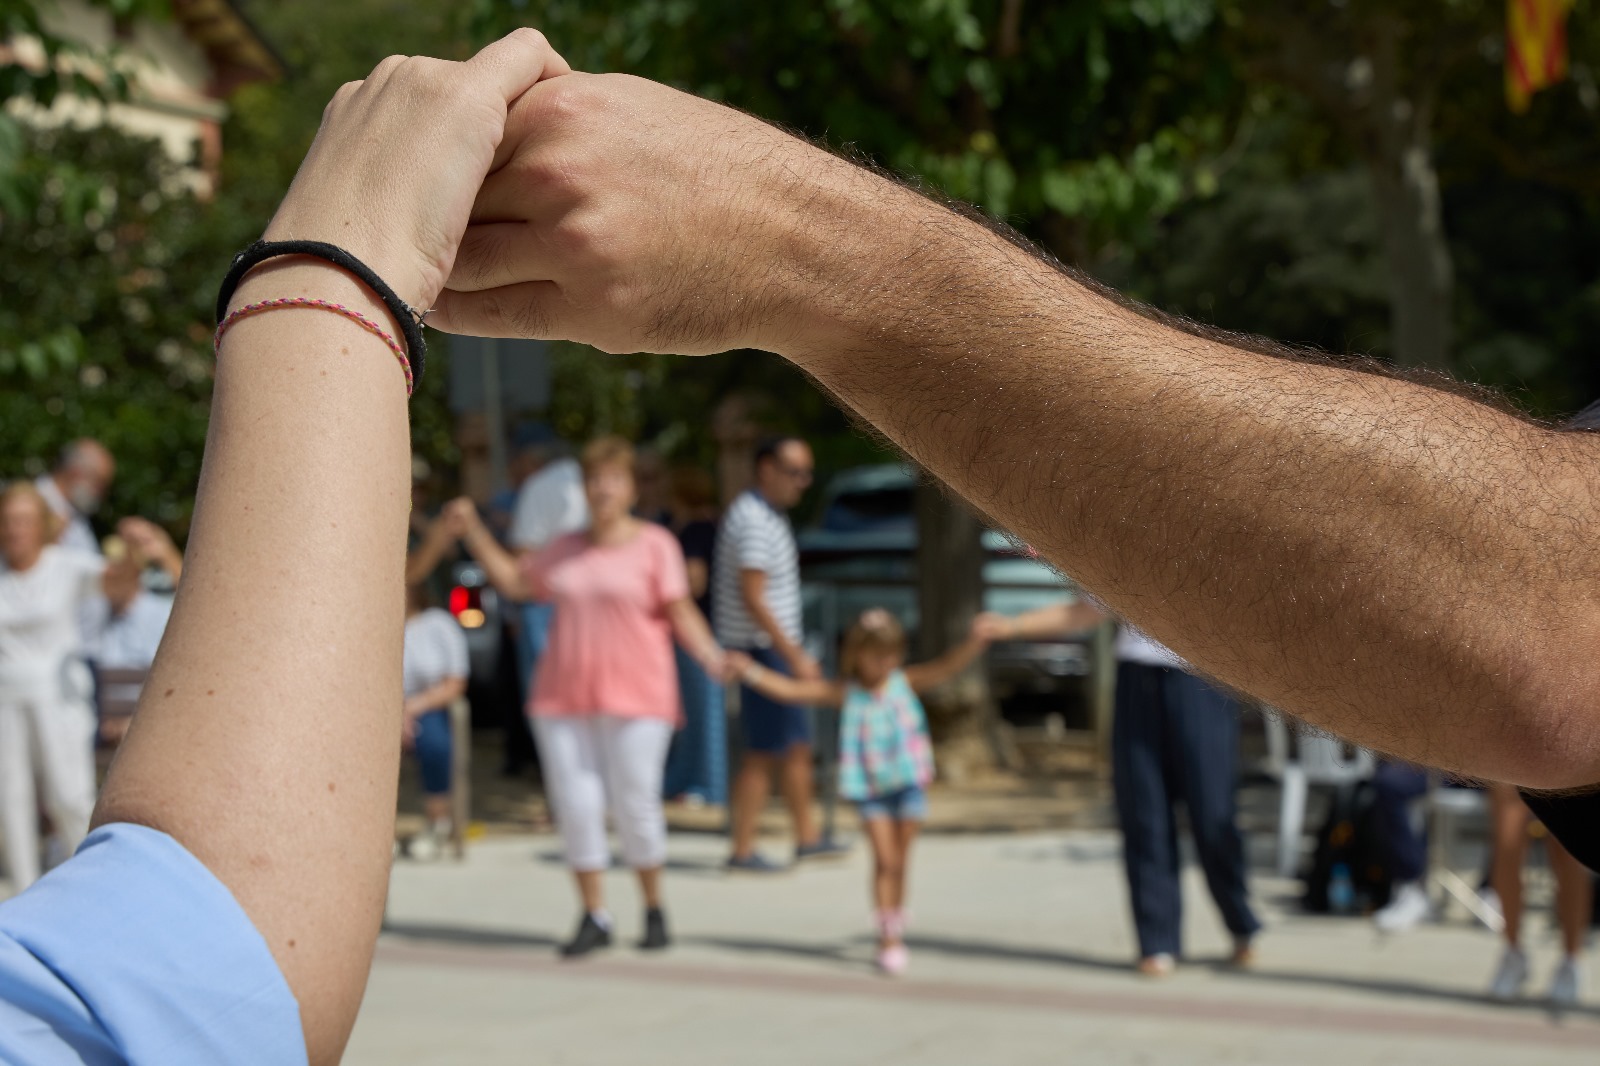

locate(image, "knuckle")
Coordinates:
372 53 409 77
508 26 550 50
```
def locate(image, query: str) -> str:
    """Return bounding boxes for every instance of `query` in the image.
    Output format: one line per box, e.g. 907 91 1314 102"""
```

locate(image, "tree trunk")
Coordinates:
1365 66 1453 372
913 475 1011 778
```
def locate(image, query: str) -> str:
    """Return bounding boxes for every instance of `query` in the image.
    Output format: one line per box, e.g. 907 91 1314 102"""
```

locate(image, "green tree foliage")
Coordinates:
468 0 1244 487
0 123 227 527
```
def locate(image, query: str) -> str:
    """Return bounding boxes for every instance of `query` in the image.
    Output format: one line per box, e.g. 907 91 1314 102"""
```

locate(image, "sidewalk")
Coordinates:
353 826 1600 1065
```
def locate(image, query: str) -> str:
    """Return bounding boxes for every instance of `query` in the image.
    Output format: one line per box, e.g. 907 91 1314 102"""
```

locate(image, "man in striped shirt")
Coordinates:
716 437 846 870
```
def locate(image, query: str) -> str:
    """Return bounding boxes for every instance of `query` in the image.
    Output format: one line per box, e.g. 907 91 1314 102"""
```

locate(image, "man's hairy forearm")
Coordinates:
778 173 1600 788
434 75 1599 787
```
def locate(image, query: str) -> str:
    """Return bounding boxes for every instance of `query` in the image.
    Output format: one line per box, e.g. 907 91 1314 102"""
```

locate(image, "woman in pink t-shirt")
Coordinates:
446 437 726 957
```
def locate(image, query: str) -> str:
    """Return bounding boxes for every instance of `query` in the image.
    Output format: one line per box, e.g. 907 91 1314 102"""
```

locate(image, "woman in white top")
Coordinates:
401 583 469 860
0 482 124 889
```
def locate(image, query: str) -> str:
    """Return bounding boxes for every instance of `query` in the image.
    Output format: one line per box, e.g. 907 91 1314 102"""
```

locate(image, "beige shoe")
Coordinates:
1137 953 1175 978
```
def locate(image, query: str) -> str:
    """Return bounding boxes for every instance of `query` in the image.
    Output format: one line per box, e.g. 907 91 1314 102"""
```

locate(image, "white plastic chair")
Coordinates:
1260 710 1376 878
1425 779 1500 930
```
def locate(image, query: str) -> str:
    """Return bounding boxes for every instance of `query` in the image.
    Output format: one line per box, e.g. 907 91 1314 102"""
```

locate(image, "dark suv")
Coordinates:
796 465 1098 723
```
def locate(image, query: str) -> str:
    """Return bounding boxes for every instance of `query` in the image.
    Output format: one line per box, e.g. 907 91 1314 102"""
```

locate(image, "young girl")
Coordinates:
732 608 1006 974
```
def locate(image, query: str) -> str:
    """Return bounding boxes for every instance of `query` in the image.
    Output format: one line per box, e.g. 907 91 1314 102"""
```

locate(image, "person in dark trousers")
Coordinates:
1370 760 1432 933
662 465 728 807
1002 602 1260 976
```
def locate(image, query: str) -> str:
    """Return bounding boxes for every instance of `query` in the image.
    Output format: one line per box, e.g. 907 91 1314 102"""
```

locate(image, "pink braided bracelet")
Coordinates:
213 297 415 396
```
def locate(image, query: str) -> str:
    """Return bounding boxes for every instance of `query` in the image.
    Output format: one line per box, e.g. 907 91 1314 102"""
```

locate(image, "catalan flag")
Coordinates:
1507 0 1573 113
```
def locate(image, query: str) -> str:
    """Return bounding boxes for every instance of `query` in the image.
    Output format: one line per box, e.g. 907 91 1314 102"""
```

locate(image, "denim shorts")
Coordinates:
855 786 928 823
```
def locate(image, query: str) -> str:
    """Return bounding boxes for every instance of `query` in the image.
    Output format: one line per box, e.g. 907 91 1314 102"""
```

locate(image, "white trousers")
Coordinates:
533 715 673 872
0 669 98 890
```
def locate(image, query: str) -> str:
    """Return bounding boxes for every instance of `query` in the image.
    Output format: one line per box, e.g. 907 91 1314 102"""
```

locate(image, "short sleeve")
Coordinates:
651 528 691 607
0 823 305 1065
438 610 469 678
729 513 773 573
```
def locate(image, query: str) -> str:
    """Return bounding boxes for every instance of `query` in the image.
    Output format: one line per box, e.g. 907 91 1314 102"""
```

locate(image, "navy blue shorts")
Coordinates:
737 646 812 754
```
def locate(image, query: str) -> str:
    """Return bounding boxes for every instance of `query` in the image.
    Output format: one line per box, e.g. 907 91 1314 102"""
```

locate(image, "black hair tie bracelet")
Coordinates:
215 239 428 386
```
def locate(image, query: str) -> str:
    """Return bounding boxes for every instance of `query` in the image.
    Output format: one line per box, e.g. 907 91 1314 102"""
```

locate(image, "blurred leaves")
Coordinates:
0 123 227 529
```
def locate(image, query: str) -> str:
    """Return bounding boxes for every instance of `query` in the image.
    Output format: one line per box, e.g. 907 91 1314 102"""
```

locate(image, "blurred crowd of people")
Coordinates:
394 419 1594 998
2 427 1588 998
0 440 180 890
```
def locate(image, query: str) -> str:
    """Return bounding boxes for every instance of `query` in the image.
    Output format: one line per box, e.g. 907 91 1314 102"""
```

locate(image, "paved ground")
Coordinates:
353 824 1600 1065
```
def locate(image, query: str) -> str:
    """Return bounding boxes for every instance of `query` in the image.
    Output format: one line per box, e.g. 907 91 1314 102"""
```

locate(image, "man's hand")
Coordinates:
786 648 823 681
432 73 873 356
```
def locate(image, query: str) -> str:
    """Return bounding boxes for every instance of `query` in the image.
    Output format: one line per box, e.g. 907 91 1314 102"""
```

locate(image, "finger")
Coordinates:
466 28 572 107
485 74 583 179
429 281 570 340
447 222 558 293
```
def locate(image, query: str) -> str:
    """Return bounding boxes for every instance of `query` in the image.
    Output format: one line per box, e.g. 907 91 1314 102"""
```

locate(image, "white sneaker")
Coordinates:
1550 956 1584 1007
1488 946 1529 1001
408 829 442 862
1476 886 1503 929
1373 882 1431 934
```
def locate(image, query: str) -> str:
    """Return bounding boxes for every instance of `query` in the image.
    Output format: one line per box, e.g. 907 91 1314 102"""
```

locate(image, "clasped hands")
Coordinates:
264 29 870 365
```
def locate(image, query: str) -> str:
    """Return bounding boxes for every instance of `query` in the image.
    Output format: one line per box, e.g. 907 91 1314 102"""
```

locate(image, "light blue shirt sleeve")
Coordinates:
0 823 305 1065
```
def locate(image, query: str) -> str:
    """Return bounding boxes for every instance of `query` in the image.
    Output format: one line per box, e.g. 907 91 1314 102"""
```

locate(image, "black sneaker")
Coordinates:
639 907 671 951
559 913 612 959
795 837 850 862
726 852 787 873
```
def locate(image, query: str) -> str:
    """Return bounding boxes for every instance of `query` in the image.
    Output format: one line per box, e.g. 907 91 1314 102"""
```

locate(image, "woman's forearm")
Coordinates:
93 258 412 1059
405 526 454 586
403 676 467 718
87 33 569 1065
460 522 531 602
667 598 723 675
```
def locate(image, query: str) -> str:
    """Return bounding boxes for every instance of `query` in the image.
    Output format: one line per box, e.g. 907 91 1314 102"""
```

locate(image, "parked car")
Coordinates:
797 465 1099 726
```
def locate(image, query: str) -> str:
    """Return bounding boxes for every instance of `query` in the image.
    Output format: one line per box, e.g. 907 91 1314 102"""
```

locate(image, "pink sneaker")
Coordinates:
877 943 909 976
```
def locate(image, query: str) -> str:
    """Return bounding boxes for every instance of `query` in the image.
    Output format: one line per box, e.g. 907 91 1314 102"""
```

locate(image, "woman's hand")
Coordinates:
255 30 571 313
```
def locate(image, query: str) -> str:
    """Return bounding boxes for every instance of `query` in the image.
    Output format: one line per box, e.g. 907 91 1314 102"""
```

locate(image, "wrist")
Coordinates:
259 214 432 313
756 156 942 364
230 257 396 335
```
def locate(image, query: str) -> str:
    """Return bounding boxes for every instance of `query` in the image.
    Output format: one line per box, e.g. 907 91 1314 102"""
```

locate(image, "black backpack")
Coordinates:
1302 780 1393 914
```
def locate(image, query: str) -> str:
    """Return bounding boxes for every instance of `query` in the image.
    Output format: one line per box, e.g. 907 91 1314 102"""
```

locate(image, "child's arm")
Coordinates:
730 652 845 707
903 613 1010 694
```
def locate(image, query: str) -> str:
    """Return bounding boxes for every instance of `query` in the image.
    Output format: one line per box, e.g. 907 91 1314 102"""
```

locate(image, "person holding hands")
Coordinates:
440 437 726 957
731 608 1007 974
